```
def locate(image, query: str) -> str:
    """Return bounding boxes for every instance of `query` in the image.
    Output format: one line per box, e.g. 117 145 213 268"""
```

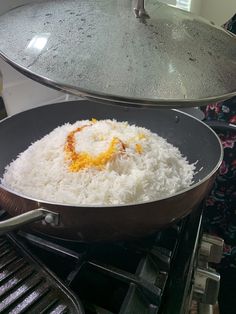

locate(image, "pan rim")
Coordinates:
0 107 223 208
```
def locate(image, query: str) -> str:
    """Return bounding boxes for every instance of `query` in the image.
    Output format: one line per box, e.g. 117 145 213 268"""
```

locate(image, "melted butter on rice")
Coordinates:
1 119 195 205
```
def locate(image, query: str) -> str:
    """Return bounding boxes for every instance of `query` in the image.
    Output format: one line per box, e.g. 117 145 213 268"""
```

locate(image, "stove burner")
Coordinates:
0 234 83 313
0 208 205 314
15 223 182 314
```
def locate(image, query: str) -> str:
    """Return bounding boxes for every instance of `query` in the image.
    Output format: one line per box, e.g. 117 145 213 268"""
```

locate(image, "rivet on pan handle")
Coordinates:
0 208 59 235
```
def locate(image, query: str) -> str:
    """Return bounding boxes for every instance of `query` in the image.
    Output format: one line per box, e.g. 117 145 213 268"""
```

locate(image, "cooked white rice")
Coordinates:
1 119 195 205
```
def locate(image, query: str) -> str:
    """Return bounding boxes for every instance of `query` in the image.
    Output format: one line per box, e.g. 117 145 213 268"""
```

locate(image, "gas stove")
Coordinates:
0 207 223 314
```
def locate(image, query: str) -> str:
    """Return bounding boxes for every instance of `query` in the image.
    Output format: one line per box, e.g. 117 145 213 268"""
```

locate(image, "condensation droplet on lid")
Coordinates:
175 116 180 123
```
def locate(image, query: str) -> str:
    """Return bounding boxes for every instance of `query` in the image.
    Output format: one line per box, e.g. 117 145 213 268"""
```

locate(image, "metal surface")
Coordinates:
199 234 224 264
134 0 149 18
17 218 182 313
193 233 222 309
179 107 205 121
0 233 84 313
0 208 59 235
17 205 204 314
161 205 203 314
198 304 214 314
193 268 220 305
0 100 223 242
205 120 236 132
0 0 236 107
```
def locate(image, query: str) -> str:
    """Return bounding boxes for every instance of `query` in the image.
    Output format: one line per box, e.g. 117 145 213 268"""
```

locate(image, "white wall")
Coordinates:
200 0 236 26
189 0 202 14
174 0 236 26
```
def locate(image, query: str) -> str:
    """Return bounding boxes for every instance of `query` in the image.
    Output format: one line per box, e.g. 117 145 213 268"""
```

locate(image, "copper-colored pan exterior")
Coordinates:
0 174 216 242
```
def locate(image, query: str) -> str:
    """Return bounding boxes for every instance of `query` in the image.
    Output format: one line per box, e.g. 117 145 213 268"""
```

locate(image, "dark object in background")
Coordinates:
218 268 236 314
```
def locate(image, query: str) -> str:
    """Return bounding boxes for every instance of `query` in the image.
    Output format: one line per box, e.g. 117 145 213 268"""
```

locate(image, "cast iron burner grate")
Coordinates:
0 207 203 314
0 234 83 313
16 223 182 314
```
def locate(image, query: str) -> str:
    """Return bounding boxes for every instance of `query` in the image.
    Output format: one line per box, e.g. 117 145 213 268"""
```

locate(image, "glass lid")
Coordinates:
0 0 236 108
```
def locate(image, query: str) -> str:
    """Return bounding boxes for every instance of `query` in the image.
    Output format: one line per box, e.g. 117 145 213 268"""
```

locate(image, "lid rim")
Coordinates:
1 51 235 109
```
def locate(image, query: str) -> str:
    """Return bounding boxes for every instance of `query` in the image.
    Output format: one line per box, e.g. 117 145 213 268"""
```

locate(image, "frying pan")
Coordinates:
0 100 222 242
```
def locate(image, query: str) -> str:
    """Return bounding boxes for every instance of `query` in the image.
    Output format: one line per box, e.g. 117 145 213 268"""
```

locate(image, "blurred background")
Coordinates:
162 0 236 25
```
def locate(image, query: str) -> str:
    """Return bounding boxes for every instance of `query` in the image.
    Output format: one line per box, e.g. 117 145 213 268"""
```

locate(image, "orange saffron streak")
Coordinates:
135 143 143 154
64 123 126 172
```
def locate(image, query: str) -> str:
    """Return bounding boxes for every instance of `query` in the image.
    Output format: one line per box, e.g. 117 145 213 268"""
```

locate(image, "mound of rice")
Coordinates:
1 119 195 205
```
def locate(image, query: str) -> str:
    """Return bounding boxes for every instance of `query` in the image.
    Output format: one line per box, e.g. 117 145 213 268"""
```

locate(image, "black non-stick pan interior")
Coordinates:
0 100 221 185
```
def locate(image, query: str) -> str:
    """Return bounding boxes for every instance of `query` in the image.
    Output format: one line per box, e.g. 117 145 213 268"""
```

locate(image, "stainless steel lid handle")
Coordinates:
0 208 59 235
134 0 150 18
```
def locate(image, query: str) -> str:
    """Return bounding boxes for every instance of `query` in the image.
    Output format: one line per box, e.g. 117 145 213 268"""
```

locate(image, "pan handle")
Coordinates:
204 120 236 132
0 208 59 235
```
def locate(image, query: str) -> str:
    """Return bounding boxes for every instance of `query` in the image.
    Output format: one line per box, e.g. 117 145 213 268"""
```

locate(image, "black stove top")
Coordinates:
0 207 203 314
